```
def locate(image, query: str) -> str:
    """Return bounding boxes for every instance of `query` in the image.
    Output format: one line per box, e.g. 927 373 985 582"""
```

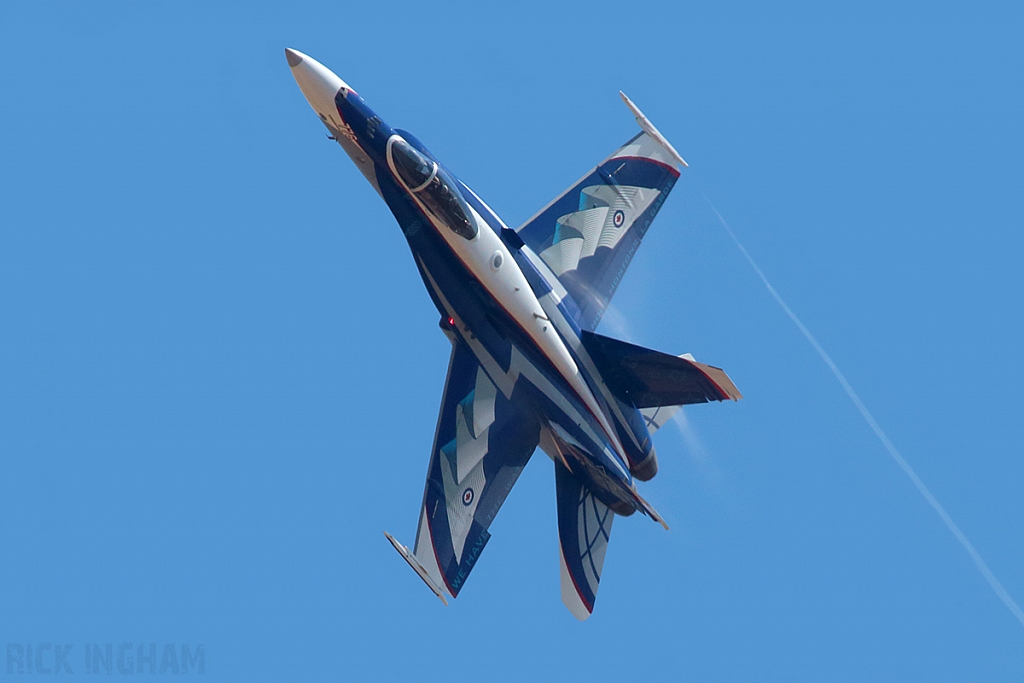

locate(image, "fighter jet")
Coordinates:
285 48 742 619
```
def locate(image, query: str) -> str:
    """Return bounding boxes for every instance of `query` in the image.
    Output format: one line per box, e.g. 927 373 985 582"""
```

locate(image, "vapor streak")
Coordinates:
706 199 1024 628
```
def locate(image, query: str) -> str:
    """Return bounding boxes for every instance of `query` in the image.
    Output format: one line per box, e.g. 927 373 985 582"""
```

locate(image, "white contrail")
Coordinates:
598 302 636 342
669 408 721 484
705 197 1024 629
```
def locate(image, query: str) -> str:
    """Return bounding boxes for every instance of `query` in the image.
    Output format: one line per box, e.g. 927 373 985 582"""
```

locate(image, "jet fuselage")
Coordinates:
286 50 654 514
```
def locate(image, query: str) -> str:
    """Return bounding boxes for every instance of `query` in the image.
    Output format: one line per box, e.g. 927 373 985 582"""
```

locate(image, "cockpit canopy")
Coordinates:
391 136 435 191
388 136 477 240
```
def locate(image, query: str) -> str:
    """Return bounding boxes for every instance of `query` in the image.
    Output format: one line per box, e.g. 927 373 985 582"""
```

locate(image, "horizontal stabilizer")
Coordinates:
581 331 742 408
384 531 449 606
631 489 669 530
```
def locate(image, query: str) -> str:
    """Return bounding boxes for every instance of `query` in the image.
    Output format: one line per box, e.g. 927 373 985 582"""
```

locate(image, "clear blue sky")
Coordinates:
2 1 1023 680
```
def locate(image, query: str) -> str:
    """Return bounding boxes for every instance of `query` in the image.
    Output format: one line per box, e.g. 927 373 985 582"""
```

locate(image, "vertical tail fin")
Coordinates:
555 463 615 620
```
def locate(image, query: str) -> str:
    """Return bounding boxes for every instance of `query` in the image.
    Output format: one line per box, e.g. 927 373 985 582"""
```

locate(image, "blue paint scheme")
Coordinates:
286 50 739 615
516 156 679 331
418 341 538 597
335 86 649 493
555 462 614 614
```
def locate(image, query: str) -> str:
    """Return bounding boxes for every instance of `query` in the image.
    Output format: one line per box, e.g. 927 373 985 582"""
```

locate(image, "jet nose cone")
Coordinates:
284 47 303 68
284 48 352 120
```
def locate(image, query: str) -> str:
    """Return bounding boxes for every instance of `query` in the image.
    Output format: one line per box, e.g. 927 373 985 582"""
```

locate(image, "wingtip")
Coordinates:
384 530 450 606
618 90 688 168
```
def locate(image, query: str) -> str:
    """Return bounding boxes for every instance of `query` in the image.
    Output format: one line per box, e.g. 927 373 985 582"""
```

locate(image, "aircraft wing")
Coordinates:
386 340 540 602
516 101 683 331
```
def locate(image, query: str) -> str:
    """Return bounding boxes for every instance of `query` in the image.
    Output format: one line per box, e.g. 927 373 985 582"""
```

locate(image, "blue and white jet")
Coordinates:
286 49 742 619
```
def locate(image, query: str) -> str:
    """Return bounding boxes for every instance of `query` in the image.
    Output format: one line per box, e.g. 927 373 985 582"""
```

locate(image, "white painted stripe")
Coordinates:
418 260 630 480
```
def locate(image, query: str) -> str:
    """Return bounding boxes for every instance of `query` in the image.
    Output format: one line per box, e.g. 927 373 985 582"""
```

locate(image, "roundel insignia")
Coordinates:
462 488 475 506
613 210 625 228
